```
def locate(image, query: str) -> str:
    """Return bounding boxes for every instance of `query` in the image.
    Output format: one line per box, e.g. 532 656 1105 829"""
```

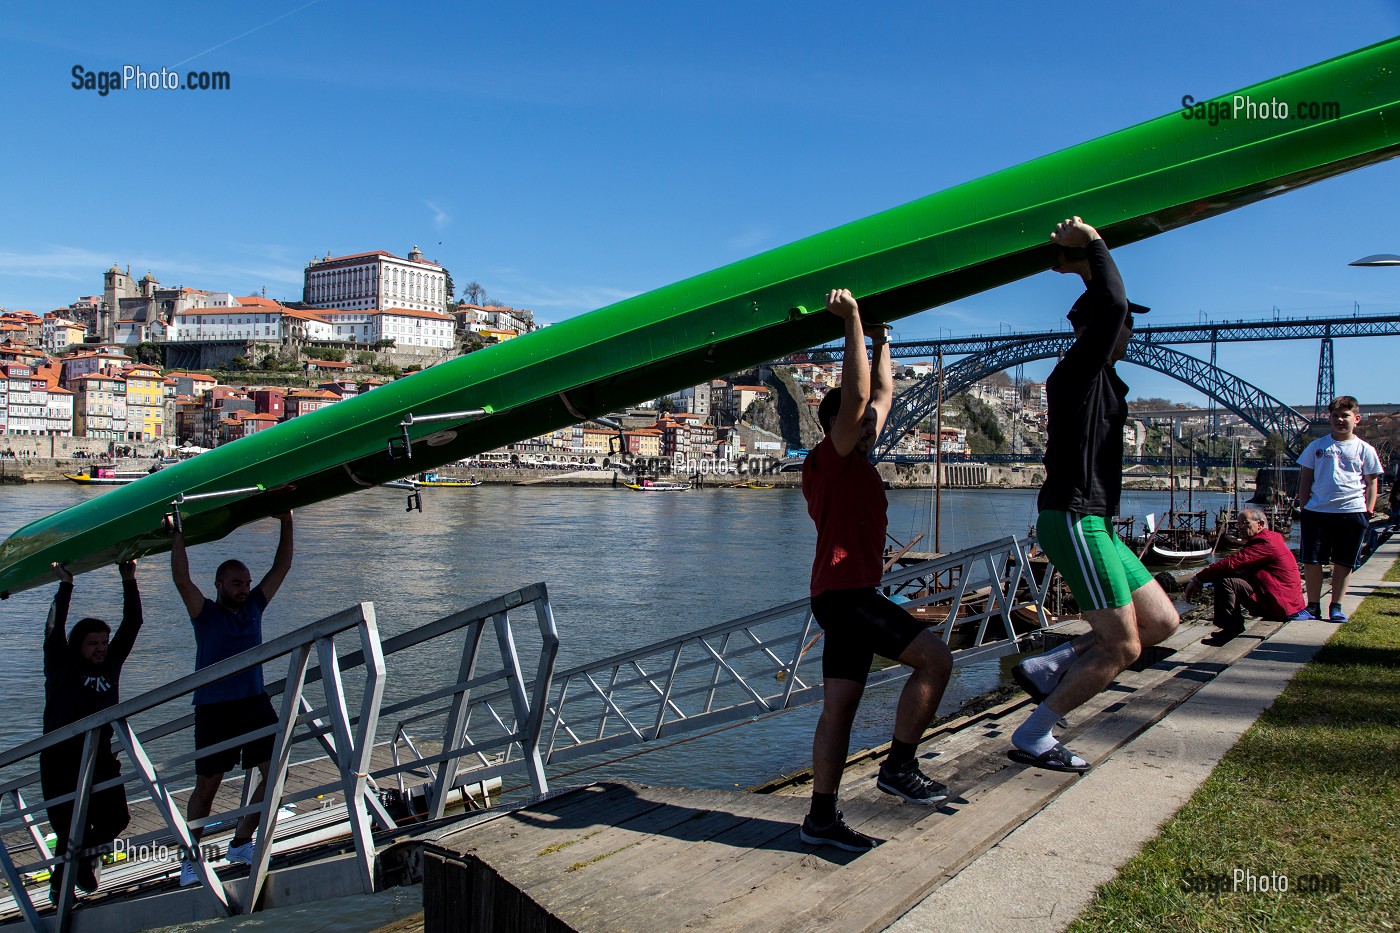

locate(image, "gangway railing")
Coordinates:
538 535 1055 768
0 603 384 931
0 581 560 932
0 546 1049 930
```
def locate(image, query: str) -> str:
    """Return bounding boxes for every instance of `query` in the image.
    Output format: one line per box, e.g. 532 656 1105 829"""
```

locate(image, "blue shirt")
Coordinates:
191 587 268 705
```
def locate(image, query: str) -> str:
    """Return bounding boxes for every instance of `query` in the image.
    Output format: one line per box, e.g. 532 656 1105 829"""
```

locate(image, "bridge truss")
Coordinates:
872 335 1314 462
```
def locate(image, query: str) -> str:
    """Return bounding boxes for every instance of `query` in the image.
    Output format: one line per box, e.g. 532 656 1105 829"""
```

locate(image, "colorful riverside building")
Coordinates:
284 389 341 419
69 373 127 439
122 365 165 440
0 363 72 436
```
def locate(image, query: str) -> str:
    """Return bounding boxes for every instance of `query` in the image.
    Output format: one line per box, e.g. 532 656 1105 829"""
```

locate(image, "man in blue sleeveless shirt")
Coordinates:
171 512 293 887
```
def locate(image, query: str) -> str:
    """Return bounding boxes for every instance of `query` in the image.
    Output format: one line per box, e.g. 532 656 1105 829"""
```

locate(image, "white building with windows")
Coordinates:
170 305 285 342
1 364 49 435
313 307 454 350
303 246 447 315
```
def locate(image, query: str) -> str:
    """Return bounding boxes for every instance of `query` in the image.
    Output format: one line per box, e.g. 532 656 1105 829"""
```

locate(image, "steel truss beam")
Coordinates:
873 335 1313 462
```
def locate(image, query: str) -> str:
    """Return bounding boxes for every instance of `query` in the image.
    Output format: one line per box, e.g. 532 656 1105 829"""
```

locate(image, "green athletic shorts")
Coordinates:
1036 510 1153 611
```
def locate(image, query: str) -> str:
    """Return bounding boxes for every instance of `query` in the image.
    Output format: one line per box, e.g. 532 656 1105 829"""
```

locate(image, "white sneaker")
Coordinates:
226 841 255 865
179 860 200 887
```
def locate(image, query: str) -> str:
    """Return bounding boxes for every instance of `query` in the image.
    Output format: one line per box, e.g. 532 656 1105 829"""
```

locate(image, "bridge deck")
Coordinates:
401 609 1279 933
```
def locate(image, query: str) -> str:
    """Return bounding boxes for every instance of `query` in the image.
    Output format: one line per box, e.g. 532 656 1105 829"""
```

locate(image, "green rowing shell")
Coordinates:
3 37 1399 596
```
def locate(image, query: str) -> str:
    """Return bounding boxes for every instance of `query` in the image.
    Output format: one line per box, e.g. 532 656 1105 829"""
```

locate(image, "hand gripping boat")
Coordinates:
3 37 1399 597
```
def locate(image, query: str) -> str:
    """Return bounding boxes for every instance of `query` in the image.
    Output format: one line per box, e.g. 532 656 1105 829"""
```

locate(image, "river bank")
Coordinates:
1 457 1243 493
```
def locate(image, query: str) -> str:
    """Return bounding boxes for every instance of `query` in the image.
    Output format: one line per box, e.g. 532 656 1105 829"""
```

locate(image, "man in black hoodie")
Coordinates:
41 561 142 902
1007 217 1179 773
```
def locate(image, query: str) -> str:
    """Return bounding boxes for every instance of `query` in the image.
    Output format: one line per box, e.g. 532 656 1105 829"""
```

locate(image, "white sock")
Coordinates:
1012 702 1061 755
1018 640 1078 693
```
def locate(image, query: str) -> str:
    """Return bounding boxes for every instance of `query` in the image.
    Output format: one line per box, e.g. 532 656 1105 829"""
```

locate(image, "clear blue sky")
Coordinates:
3 2 1398 408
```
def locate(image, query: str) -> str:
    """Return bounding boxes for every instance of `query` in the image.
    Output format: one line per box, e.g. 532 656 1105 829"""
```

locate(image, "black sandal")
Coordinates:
1007 742 1091 773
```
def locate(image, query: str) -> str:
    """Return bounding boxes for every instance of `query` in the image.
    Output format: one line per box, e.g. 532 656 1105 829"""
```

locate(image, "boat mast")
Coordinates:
1168 426 1176 519
934 347 944 554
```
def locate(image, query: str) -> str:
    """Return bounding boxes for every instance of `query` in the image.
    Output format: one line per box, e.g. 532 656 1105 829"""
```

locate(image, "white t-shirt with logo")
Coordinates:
1297 435 1383 513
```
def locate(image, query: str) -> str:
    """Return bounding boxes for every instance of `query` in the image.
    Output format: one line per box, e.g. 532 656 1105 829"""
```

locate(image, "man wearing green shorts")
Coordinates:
1009 217 1179 773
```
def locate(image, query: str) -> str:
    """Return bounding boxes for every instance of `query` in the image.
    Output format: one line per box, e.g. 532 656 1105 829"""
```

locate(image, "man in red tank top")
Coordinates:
797 288 954 853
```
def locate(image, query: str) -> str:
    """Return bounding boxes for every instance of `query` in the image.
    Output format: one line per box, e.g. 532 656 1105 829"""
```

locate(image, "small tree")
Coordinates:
462 281 486 305
442 268 456 304
261 353 279 370
355 350 375 366
319 347 346 362
228 355 250 371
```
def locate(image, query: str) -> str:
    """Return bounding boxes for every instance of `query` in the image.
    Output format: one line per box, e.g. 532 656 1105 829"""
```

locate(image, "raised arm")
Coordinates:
170 528 206 618
256 512 295 602
45 564 74 670
828 289 870 458
868 323 894 436
108 560 144 666
1055 218 1128 366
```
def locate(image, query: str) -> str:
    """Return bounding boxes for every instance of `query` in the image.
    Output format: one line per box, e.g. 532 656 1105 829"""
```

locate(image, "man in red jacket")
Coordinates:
1184 509 1305 646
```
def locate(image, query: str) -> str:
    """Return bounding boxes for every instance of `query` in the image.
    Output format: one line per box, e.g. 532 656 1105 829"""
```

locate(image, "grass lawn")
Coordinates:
1070 557 1400 932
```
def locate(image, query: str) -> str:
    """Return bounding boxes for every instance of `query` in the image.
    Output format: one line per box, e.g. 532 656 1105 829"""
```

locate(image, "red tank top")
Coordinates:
802 437 888 596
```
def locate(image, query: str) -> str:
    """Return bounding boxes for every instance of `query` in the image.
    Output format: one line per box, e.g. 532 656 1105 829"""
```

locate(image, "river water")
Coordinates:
1 481 1251 931
0 481 1244 793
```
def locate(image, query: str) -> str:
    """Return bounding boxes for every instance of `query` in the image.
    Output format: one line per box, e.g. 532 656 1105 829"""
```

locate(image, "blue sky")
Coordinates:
3 2 1398 408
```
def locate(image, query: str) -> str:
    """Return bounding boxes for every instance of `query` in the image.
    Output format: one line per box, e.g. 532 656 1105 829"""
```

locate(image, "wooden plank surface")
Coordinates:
413 614 1284 933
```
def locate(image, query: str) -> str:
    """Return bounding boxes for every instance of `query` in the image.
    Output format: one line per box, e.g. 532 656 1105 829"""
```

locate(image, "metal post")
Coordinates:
1315 335 1335 420
237 644 312 914
493 613 549 796
429 618 487 819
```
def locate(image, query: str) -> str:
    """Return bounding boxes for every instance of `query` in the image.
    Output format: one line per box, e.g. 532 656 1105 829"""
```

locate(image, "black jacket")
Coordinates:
1037 239 1131 518
42 580 143 757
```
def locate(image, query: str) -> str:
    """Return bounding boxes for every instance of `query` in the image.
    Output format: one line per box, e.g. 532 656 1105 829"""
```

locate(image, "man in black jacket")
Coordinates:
1008 217 1179 773
41 561 142 902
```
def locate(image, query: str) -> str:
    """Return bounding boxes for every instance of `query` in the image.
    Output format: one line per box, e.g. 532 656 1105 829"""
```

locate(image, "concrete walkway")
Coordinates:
888 532 1400 933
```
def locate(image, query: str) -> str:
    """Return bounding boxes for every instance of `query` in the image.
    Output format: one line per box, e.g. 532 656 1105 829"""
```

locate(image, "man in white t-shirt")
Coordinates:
1294 396 1383 623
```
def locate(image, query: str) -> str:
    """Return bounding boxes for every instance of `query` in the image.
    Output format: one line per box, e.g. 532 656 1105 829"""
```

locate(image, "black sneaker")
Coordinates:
876 759 949 805
75 855 100 893
798 810 879 852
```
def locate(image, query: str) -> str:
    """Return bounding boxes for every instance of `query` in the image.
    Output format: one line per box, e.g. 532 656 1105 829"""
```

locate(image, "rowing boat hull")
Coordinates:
4 38 1399 596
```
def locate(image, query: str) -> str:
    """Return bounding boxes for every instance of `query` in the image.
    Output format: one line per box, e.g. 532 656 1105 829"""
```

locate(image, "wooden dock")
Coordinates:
389 612 1278 932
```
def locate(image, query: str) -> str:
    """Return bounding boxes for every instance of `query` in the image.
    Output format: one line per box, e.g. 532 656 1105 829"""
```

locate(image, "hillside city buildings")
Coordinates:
0 252 1265 461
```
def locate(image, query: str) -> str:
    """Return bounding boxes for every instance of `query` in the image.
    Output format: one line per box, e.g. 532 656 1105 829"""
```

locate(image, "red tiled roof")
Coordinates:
380 306 453 322
315 250 443 268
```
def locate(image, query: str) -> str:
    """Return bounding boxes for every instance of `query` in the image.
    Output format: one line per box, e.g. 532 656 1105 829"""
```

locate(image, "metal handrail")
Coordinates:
539 536 1055 768
0 603 383 931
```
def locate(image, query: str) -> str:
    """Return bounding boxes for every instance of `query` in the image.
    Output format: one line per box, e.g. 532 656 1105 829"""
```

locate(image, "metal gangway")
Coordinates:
0 535 1055 931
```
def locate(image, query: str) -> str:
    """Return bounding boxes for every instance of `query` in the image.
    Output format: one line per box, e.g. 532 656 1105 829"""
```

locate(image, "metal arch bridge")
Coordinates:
870 335 1315 463
777 312 1400 462
796 312 1400 362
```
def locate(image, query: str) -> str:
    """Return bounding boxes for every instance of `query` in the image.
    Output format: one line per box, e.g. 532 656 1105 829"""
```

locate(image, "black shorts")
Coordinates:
194 694 278 777
1299 509 1369 570
811 588 925 684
